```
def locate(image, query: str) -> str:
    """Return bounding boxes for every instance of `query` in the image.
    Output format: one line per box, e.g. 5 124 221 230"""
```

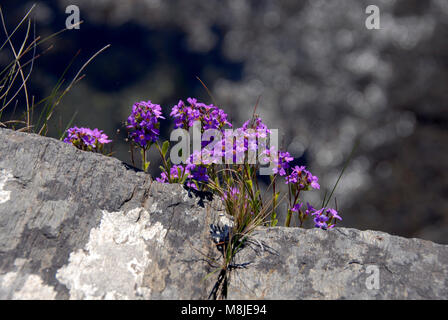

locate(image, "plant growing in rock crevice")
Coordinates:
61 93 348 299
119 97 345 299
206 173 278 299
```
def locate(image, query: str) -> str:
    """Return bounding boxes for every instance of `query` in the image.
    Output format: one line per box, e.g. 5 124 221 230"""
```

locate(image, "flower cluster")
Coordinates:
170 97 231 131
283 165 322 227
155 164 189 182
59 85 344 245
63 127 111 152
155 156 210 190
207 117 272 164
311 206 342 229
242 117 271 137
126 101 165 148
285 165 320 190
125 96 342 231
155 164 198 189
185 152 211 188
188 149 222 166
189 165 209 182
262 147 294 176
288 202 340 229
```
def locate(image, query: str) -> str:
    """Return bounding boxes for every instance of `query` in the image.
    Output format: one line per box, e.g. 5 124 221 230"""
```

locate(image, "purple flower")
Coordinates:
90 128 112 144
126 101 164 149
290 203 303 212
326 208 342 221
190 165 209 182
304 202 315 216
183 154 211 185
64 126 111 152
313 212 329 229
185 180 198 190
311 207 325 217
276 151 294 176
306 170 320 190
155 172 169 183
261 147 294 176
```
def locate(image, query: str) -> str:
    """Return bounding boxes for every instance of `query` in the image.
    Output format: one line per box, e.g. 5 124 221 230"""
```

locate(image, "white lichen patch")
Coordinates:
182 189 191 202
0 271 57 300
56 207 167 299
0 168 13 204
218 213 234 228
148 202 163 215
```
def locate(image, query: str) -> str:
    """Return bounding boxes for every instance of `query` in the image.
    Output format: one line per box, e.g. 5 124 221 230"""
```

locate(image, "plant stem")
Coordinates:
130 144 135 167
272 179 276 226
155 142 171 181
285 209 292 227
141 147 146 172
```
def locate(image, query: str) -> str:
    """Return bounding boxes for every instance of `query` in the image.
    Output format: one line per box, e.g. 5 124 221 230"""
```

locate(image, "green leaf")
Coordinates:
177 167 182 181
245 179 253 190
161 140 170 158
271 211 278 227
144 161 150 171
274 192 280 202
180 174 188 184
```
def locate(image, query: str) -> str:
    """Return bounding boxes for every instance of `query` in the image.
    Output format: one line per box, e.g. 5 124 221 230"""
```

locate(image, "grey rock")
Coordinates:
228 227 448 299
0 128 223 299
0 128 447 299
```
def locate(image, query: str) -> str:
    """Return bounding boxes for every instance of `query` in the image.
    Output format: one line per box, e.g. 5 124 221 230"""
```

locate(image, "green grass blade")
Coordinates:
323 139 359 208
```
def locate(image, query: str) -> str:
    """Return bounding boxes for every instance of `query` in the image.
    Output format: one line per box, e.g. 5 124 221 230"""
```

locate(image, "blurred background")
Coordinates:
1 0 447 243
